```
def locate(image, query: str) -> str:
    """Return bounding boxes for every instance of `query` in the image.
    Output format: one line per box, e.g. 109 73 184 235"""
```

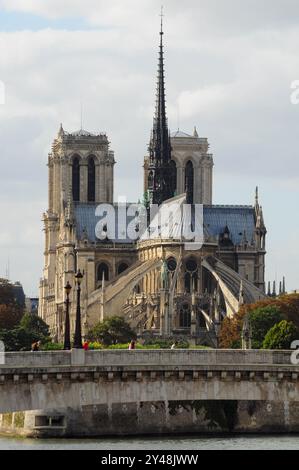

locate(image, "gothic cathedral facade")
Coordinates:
39 24 267 346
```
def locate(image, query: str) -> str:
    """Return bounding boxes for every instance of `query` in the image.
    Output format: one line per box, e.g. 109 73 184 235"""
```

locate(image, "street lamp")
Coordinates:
73 269 84 349
64 281 72 350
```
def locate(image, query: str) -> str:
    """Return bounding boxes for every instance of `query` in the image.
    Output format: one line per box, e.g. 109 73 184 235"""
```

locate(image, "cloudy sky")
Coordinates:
0 0 298 296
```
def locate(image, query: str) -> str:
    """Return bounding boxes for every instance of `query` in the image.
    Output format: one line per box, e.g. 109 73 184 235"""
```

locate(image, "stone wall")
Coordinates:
1 400 299 437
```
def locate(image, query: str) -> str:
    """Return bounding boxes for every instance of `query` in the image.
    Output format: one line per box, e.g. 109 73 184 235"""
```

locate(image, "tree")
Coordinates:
0 314 50 351
0 279 24 329
0 304 23 330
218 314 243 349
263 320 298 350
219 293 299 349
87 316 137 346
249 306 283 348
20 313 49 339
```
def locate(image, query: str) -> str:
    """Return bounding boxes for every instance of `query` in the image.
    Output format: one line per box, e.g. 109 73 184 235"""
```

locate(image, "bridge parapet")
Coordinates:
1 349 295 369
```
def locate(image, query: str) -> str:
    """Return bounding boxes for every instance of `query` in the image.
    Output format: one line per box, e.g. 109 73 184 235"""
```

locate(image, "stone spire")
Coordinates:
255 195 267 251
255 186 259 209
242 314 252 350
282 276 286 294
147 11 174 206
58 123 65 138
267 281 271 296
256 205 265 231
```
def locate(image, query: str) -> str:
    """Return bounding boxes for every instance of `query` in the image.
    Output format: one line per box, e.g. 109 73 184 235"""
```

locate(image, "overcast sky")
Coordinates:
0 0 298 296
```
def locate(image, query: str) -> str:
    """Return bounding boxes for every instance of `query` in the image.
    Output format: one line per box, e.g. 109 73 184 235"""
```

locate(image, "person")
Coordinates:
83 340 89 351
171 341 178 350
31 341 40 351
128 340 136 350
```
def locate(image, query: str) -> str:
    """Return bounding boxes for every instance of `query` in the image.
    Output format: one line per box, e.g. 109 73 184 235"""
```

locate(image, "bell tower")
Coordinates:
48 125 115 216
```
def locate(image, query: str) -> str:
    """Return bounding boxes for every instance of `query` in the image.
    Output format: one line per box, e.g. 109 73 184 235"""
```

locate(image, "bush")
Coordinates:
88 341 103 350
87 316 137 346
263 320 298 350
143 338 189 349
41 342 64 351
249 306 283 348
20 313 50 340
0 313 51 351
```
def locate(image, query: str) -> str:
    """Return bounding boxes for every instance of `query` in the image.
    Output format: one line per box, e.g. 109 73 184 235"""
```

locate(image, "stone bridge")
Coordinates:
0 350 298 415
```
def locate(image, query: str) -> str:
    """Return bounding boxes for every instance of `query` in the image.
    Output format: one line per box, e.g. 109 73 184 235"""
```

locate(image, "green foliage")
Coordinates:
249 306 283 348
0 313 50 351
262 320 298 350
219 294 299 349
20 313 49 339
142 190 150 208
107 343 139 349
41 342 64 351
87 316 137 346
88 341 103 350
143 338 189 349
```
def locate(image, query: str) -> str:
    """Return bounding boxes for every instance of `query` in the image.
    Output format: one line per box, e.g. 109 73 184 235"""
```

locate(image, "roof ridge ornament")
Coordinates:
58 123 64 138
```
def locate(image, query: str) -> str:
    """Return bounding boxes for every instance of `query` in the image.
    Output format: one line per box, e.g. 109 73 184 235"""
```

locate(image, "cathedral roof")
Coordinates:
69 129 96 137
203 205 255 245
74 202 256 246
74 203 136 244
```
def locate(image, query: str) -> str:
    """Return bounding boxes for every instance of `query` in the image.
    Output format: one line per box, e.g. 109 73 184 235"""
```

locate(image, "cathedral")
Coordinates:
39 22 267 346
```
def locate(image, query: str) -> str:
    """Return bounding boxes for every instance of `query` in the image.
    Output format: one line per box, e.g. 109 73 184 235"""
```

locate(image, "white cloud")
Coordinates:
0 1 299 292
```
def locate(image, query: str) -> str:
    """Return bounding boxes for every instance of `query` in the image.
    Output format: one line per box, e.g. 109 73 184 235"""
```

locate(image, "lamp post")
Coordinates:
73 269 84 349
64 281 72 350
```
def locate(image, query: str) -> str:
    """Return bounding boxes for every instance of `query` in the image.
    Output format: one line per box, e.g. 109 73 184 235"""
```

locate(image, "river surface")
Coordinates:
0 435 298 450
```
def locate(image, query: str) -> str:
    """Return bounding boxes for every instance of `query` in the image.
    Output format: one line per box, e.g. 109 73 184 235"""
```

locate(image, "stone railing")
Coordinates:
0 349 295 369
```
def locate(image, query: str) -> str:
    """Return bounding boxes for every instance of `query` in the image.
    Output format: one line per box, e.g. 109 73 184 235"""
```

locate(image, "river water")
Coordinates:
0 435 298 450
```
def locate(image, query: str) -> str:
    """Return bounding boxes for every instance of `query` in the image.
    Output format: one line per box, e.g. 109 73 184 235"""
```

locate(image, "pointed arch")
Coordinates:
179 303 191 328
97 262 109 282
117 262 129 275
184 257 198 293
72 156 80 202
185 160 194 204
87 155 96 202
169 160 177 197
